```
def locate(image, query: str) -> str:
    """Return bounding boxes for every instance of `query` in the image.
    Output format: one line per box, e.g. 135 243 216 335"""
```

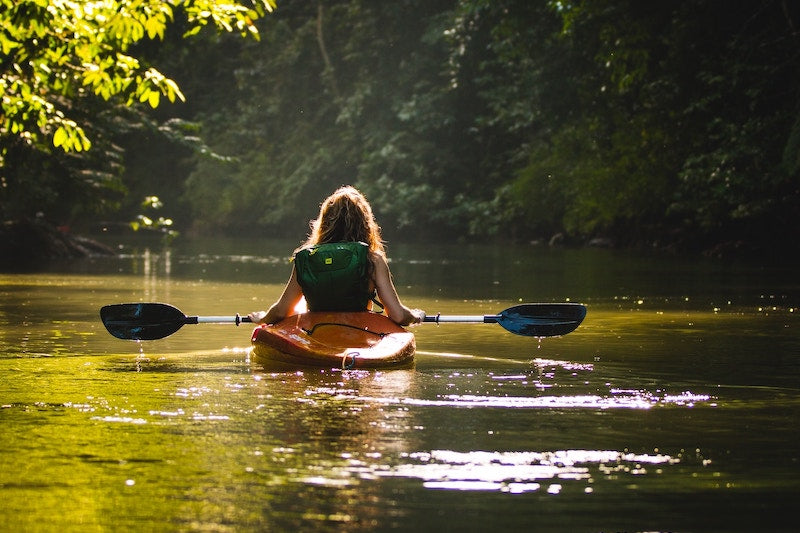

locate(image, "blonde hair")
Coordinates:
299 186 385 255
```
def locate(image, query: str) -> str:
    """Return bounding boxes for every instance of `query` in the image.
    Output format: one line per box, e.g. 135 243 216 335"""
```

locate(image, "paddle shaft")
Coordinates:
422 303 586 336
101 302 585 340
424 314 501 324
199 315 495 325
192 315 253 325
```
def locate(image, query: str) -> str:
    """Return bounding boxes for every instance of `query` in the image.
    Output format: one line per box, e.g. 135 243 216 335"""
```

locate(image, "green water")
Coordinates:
1 238 798 531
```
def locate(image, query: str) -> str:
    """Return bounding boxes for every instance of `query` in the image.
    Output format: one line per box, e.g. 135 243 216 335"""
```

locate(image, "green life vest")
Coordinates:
294 241 372 312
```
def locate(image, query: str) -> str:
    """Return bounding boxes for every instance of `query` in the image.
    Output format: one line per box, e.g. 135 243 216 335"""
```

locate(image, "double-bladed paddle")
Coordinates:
422 303 587 337
100 303 252 341
100 302 586 341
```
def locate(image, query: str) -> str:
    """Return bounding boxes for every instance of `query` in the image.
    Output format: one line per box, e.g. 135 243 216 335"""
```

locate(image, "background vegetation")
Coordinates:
3 0 799 257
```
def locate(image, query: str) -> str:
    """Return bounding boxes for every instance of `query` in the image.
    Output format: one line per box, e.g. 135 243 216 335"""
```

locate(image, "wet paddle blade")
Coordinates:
100 303 191 340
495 303 587 337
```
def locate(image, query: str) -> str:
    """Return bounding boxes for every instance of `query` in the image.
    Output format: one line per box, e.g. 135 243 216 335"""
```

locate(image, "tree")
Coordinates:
183 0 461 238
0 0 276 223
505 0 800 252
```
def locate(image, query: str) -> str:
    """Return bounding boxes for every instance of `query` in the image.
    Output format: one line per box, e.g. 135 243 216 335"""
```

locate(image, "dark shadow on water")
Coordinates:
101 354 250 374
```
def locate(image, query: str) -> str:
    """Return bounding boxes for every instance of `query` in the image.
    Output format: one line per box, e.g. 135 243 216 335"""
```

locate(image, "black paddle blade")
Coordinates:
496 303 587 337
100 303 190 340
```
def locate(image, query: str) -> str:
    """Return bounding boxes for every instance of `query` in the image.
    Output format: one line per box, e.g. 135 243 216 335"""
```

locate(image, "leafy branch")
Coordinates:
1 0 276 163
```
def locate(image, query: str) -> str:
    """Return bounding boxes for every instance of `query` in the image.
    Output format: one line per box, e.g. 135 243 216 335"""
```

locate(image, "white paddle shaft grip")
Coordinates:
194 315 253 325
424 315 499 324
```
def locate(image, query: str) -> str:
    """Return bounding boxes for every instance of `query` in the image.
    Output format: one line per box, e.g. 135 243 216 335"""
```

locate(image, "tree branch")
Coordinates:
316 2 341 100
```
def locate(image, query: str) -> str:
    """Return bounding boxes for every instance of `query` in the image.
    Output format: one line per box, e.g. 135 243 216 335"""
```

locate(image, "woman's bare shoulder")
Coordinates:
369 250 388 263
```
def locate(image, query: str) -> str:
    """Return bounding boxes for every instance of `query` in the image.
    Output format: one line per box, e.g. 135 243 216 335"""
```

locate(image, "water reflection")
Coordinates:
237 359 718 499
384 391 711 409
2 238 799 531
380 448 681 493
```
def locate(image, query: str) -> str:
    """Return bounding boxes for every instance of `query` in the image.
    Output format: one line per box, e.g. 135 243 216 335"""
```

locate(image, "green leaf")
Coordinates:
145 16 165 40
183 25 203 37
164 78 185 102
53 127 67 148
148 90 160 108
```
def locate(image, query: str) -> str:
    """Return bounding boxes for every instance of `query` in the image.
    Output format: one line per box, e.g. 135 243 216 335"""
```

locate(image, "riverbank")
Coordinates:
2 217 797 270
0 219 114 269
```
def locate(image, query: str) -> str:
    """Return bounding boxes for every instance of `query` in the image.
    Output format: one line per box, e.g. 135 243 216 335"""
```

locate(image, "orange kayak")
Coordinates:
250 312 415 369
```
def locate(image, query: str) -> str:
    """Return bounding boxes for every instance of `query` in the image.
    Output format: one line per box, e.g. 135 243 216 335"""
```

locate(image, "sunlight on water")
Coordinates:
90 415 148 424
291 447 690 494
1 244 798 531
378 449 681 493
280 363 717 493
306 356 715 410
388 391 711 409
416 350 532 365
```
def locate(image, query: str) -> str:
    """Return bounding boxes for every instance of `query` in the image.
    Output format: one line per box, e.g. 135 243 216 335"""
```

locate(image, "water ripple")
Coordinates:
332 390 714 410
299 448 687 494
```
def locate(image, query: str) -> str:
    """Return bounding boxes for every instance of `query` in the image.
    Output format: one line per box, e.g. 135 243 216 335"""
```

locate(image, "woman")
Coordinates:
248 186 425 326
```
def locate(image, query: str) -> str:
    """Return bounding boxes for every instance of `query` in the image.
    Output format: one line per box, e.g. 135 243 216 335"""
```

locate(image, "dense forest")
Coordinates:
3 0 799 257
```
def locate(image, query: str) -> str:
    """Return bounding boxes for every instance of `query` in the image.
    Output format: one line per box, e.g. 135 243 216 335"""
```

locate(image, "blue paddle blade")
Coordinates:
495 303 587 337
100 303 190 340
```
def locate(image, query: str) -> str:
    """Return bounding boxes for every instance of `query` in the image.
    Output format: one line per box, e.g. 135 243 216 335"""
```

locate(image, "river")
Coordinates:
1 236 798 531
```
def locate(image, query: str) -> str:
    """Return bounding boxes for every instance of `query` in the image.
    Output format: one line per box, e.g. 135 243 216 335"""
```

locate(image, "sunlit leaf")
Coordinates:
145 16 165 40
183 25 203 37
80 132 91 151
53 126 67 148
148 90 160 108
164 78 185 102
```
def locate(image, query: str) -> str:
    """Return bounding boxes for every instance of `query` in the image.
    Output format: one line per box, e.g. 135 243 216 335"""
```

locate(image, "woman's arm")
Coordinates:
372 252 425 326
248 266 304 324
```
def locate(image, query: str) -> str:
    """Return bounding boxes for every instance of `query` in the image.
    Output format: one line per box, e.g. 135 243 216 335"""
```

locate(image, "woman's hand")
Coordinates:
410 308 426 324
248 311 268 324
